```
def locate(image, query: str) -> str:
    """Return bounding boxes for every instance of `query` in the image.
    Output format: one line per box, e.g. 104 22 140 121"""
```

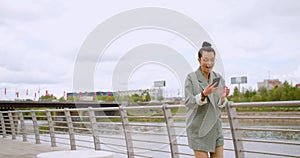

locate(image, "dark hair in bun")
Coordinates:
198 41 215 58
202 41 211 47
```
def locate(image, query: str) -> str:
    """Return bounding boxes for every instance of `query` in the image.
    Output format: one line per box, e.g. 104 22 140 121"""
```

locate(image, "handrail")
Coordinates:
230 100 300 107
0 101 299 158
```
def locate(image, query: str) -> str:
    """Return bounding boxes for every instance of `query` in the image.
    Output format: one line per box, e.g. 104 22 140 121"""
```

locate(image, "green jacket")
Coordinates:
184 68 227 137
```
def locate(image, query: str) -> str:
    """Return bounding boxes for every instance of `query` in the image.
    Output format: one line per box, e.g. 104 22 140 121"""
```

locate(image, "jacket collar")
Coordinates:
195 67 211 86
195 67 216 104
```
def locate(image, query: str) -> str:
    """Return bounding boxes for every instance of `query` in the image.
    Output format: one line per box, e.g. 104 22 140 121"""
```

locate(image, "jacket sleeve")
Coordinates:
218 97 228 108
184 74 207 109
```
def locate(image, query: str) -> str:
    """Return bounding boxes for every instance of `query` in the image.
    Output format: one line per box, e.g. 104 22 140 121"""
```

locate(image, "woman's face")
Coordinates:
198 50 215 74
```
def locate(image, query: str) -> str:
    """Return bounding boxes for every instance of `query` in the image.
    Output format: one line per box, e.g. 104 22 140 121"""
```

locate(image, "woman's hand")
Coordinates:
221 85 230 102
203 82 219 96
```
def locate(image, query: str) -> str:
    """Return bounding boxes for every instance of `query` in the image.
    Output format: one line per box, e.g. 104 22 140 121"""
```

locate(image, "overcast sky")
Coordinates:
1 0 300 100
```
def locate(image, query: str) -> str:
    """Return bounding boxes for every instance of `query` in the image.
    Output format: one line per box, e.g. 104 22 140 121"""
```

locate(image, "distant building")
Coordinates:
115 88 163 100
257 79 281 91
67 91 114 97
116 89 162 96
115 89 145 97
296 84 300 88
67 91 114 101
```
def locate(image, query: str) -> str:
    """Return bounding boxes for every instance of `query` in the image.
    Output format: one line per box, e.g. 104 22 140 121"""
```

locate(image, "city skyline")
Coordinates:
0 78 295 100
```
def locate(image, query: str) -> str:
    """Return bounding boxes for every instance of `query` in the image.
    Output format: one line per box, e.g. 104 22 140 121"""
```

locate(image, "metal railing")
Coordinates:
226 101 300 158
0 101 300 158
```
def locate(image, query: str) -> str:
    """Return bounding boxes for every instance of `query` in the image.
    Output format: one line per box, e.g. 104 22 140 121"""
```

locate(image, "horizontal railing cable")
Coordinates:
240 149 300 158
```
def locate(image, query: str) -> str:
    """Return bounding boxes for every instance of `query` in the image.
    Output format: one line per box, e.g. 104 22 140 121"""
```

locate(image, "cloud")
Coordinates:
1 0 300 99
0 0 63 24
293 65 300 79
214 0 300 59
212 0 300 90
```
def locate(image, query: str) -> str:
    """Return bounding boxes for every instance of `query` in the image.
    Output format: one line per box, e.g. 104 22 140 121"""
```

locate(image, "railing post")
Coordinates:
226 101 245 158
119 106 134 158
8 112 16 140
64 109 76 150
88 107 101 150
46 110 56 147
31 111 41 144
162 105 179 158
18 111 27 142
0 112 7 138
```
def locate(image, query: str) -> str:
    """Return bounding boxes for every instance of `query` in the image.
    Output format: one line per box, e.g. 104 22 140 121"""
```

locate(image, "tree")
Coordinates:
131 93 140 102
97 95 107 102
59 96 66 102
141 91 151 102
250 94 262 102
40 95 57 101
281 81 292 101
258 87 268 101
244 90 251 100
67 96 75 102
107 96 115 102
294 87 300 100
145 92 151 102
228 80 299 102
232 86 240 102
158 95 164 102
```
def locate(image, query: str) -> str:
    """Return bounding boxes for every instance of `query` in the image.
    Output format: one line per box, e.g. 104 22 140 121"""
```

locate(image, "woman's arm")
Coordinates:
184 74 207 108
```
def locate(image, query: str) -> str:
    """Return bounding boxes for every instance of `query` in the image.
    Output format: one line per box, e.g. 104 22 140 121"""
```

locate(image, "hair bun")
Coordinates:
202 41 211 47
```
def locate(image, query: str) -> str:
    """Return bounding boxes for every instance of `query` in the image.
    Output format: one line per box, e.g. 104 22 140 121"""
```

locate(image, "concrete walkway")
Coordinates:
0 138 67 158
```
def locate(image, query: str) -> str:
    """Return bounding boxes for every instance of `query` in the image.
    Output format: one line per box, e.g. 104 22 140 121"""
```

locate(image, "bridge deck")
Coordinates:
0 138 66 158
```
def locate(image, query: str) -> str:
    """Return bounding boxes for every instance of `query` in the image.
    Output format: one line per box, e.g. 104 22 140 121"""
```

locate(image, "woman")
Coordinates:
185 41 230 158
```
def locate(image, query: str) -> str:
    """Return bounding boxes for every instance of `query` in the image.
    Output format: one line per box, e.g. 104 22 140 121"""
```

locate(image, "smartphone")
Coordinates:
212 77 221 88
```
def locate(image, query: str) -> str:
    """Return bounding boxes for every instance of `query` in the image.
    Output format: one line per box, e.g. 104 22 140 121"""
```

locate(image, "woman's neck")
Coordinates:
200 67 210 82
